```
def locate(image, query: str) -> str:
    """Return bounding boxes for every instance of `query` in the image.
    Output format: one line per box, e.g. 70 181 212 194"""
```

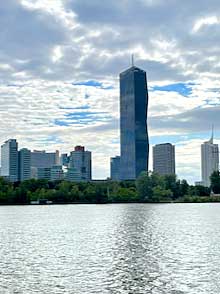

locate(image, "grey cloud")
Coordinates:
149 106 220 133
65 0 220 83
0 0 68 82
1 0 220 180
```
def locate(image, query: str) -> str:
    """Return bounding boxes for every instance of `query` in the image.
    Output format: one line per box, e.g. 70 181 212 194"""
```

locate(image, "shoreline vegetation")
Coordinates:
0 171 220 205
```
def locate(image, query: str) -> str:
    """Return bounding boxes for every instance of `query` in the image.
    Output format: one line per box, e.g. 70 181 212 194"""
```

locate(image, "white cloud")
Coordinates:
0 0 220 181
193 16 220 33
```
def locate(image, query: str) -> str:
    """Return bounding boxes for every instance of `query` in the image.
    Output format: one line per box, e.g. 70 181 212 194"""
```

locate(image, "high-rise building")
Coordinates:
61 153 69 167
50 165 64 181
1 139 18 182
31 150 58 168
37 167 51 180
67 146 92 181
65 167 81 182
120 65 149 180
153 143 175 176
35 165 64 181
18 148 31 181
201 133 219 187
110 156 121 181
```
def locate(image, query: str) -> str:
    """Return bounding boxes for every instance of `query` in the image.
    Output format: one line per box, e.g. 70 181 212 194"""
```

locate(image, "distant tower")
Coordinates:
131 54 134 67
18 148 31 181
1 139 18 182
153 143 175 175
201 128 219 186
68 146 92 181
110 156 121 181
120 62 149 180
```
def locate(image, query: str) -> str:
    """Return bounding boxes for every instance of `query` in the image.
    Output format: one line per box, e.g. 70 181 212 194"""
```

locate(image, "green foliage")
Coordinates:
210 171 220 194
152 186 173 202
0 171 218 205
110 187 138 202
136 172 155 201
189 185 210 196
136 172 175 202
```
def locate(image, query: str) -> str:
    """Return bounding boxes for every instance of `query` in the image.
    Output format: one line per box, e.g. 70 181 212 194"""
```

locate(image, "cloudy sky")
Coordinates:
1 0 220 182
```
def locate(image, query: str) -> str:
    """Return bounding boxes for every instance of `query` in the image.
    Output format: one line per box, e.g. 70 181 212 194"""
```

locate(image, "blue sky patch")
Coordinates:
54 110 111 127
73 80 114 90
152 83 194 97
73 80 102 87
65 111 108 119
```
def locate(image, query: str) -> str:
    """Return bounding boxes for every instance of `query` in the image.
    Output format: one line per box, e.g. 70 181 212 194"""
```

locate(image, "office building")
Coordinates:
50 165 64 181
110 156 121 181
68 146 92 181
31 150 59 168
35 165 64 181
61 153 69 167
65 167 82 182
31 167 38 179
18 148 31 181
201 133 219 187
120 64 149 180
1 139 18 182
37 167 51 180
153 143 175 175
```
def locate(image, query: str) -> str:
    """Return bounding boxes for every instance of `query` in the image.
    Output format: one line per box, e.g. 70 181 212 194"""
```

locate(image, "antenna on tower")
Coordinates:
131 54 134 67
208 124 214 144
211 124 214 143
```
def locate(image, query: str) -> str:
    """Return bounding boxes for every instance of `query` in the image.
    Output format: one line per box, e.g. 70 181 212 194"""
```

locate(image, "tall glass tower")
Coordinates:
120 65 149 180
201 130 219 187
1 139 18 182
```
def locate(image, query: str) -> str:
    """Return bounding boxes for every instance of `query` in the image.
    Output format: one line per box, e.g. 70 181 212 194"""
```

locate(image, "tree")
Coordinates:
136 172 153 201
180 179 189 197
113 187 138 202
136 172 166 201
210 171 220 194
193 185 210 196
163 174 181 199
152 186 173 202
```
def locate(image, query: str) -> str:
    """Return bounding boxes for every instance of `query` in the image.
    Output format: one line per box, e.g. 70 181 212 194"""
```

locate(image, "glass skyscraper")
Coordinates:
1 139 18 182
120 65 149 180
18 148 31 181
110 156 121 181
67 146 92 182
201 133 219 187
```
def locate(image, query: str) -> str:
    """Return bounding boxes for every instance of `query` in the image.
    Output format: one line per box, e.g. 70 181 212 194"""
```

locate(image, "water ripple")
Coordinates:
0 203 220 293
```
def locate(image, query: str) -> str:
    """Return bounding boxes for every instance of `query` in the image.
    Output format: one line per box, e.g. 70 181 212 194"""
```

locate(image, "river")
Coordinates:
0 203 220 293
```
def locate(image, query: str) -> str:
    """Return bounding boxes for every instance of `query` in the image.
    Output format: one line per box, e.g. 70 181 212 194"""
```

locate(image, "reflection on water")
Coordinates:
0 203 220 293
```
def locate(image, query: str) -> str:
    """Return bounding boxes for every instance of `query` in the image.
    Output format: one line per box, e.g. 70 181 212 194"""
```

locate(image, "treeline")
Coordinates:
0 171 220 205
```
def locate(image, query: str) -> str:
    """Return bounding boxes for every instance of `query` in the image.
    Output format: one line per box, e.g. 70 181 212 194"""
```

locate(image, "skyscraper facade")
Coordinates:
201 135 219 187
110 156 121 181
18 148 31 181
120 65 149 180
31 150 58 168
50 165 64 181
1 139 18 182
153 143 175 175
61 153 69 167
68 146 92 181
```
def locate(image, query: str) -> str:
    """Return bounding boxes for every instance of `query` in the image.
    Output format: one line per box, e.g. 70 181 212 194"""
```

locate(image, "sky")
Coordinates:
1 0 220 183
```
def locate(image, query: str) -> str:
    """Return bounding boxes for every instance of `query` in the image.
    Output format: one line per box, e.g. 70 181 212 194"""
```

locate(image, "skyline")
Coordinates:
1 0 220 183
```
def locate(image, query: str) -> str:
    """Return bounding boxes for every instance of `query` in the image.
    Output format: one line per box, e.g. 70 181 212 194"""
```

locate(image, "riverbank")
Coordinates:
0 173 217 205
1 196 220 206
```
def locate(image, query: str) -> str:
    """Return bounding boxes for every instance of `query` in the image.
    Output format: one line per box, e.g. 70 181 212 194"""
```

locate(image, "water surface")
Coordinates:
0 203 220 293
